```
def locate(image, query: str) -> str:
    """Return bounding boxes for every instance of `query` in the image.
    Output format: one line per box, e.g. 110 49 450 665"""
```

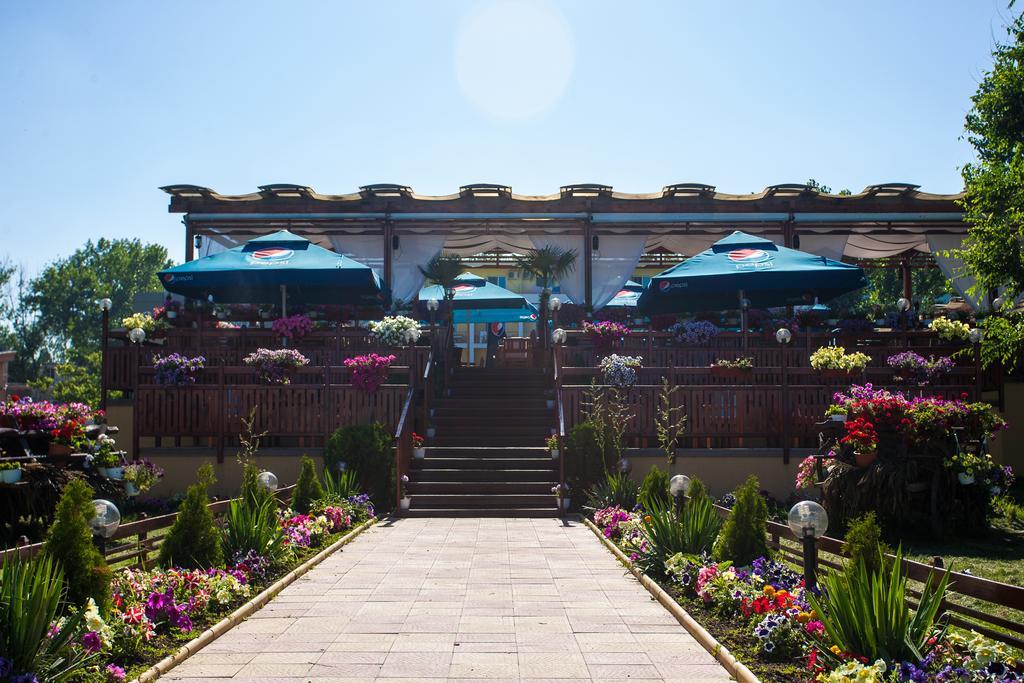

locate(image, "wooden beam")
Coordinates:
185 219 195 262
383 220 393 292
583 218 593 310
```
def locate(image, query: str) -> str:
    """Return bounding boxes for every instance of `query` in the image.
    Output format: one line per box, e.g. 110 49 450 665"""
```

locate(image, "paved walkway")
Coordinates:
167 518 732 682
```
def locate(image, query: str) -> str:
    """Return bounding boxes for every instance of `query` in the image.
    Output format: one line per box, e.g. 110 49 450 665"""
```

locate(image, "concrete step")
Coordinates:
410 493 555 507
416 457 557 470
408 481 556 495
413 468 558 482
402 507 559 518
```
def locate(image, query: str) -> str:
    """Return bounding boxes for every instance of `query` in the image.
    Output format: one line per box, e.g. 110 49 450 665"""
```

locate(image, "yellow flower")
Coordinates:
796 611 811 624
643 515 652 523
763 585 776 598
830 645 843 655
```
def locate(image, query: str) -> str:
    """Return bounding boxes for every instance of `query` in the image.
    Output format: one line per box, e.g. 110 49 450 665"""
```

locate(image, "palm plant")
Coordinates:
584 471 639 511
419 252 466 361
0 553 96 681
221 496 287 563
516 246 577 346
807 546 949 664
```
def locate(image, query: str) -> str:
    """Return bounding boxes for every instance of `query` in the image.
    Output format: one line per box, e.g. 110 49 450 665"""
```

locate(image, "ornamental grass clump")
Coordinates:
598 354 642 388
633 490 721 576
343 353 396 392
222 496 286 564
810 345 871 372
292 455 325 514
368 315 421 347
243 348 309 384
158 464 223 569
713 475 769 566
152 353 205 386
584 471 638 511
43 478 111 611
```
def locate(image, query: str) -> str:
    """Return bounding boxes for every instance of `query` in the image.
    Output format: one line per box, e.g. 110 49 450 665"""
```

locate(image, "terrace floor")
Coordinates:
165 517 731 682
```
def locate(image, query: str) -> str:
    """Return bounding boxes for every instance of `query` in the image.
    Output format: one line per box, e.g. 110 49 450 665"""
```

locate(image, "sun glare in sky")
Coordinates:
455 0 575 121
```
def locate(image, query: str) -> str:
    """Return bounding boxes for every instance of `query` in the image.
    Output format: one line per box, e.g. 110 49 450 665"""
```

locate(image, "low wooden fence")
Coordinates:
734 506 1024 650
1 485 295 568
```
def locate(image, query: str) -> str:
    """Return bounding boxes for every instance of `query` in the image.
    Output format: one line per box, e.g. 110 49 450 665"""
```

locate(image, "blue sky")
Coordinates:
0 0 1014 274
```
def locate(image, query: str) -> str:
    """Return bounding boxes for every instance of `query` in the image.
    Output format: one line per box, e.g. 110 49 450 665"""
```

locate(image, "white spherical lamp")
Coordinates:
89 499 121 539
128 327 146 344
775 327 792 344
257 471 279 492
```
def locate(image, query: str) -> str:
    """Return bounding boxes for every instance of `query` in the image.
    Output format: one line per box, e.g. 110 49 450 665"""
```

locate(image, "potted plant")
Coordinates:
122 459 164 496
49 420 88 459
809 345 870 379
929 316 971 342
368 315 422 347
412 432 426 459
93 434 124 478
153 353 205 386
669 320 719 345
599 354 642 388
946 450 993 486
344 353 397 393
824 405 847 423
582 320 631 350
243 348 310 384
547 435 560 460
400 474 411 511
839 416 878 468
0 461 23 484
709 357 754 378
272 314 314 342
551 483 571 511
886 351 954 385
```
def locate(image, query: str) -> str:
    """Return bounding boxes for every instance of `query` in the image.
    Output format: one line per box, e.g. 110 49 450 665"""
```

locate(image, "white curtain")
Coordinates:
844 234 927 259
798 234 849 261
926 234 984 310
329 235 385 275
529 234 586 305
645 234 719 256
591 235 648 310
443 234 536 255
198 232 241 257
393 234 448 305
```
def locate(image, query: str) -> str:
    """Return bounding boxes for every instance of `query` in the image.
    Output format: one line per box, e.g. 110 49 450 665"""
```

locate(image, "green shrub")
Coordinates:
323 468 362 500
808 546 949 663
713 475 769 565
565 420 615 491
222 496 286 563
43 478 111 610
325 423 393 510
639 466 671 512
292 455 325 514
0 553 96 681
687 477 710 506
842 512 891 576
634 494 722 576
585 472 638 511
159 464 223 569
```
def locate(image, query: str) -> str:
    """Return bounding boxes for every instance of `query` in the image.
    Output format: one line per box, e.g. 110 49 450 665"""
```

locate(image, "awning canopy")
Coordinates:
638 231 867 314
158 230 389 307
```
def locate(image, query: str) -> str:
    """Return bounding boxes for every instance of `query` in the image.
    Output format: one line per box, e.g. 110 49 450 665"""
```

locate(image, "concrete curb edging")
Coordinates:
131 517 378 683
583 517 761 683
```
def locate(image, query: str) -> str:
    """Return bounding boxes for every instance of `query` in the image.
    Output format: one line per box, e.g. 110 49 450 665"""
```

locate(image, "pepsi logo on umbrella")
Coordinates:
249 248 294 263
728 248 771 263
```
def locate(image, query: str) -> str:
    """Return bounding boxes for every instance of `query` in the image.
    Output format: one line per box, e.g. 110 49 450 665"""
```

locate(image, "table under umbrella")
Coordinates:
637 231 866 315
158 230 389 311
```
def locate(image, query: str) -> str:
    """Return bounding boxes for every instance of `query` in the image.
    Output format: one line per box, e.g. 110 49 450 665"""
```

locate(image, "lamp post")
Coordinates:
99 298 112 411
128 327 145 461
788 500 828 591
257 470 278 492
90 498 121 554
669 474 691 516
549 296 562 341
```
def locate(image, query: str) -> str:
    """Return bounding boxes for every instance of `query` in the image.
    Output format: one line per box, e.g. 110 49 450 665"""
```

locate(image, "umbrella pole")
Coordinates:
281 285 287 317
739 289 748 351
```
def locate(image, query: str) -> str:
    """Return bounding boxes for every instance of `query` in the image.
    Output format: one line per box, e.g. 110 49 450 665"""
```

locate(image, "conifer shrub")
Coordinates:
240 461 274 513
842 512 891 576
292 455 325 514
687 476 711 507
159 464 224 569
713 475 769 565
325 423 392 509
639 466 672 512
43 477 111 610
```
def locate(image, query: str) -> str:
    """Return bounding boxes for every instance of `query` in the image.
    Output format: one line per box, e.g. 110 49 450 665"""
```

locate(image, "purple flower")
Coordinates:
0 657 12 677
10 674 40 683
175 613 194 632
81 631 103 653
106 664 127 682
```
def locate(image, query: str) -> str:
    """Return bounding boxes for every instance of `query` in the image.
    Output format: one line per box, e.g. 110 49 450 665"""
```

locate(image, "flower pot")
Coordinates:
48 443 73 456
400 497 411 511
166 310 177 320
550 449 560 460
817 369 855 381
1 468 22 484
125 482 140 497
958 472 976 486
829 414 847 423
710 366 752 379
413 447 426 460
106 466 124 480
854 450 877 468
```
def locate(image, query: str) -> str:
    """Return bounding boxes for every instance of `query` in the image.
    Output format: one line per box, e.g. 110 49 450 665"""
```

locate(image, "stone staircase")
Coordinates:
404 366 560 517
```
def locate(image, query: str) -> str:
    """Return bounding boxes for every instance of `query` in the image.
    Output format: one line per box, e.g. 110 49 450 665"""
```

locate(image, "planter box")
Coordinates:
816 368 857 381
710 366 752 379
0 468 22 484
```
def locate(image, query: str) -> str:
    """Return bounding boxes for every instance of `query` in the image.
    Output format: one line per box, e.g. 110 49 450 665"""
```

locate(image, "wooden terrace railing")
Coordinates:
1 485 295 566
707 503 1024 650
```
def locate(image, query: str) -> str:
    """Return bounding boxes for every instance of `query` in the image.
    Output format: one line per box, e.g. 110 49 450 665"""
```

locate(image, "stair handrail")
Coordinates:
421 349 434 437
394 384 415 514
553 342 566 500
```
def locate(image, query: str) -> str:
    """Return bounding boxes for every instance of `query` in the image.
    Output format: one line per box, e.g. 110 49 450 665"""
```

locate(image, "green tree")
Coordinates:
713 475 769 565
43 478 111 611
516 245 577 346
958 12 1024 369
23 238 172 362
292 455 325 514
159 464 224 569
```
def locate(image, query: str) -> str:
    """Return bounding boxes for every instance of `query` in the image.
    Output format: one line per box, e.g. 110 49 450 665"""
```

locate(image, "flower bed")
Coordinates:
587 505 1022 683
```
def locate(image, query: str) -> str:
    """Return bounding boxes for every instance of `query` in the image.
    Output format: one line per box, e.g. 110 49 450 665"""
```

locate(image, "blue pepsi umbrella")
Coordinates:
638 231 866 314
418 273 539 323
603 280 644 309
159 230 389 308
